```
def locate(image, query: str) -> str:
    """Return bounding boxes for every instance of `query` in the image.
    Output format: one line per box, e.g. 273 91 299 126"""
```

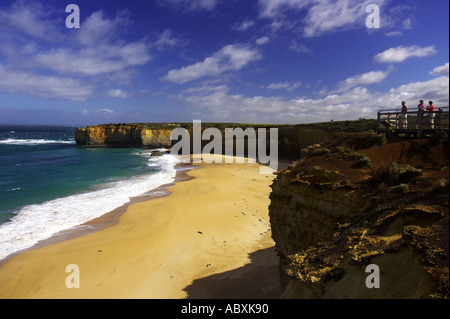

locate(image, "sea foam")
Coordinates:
0 138 75 145
0 153 180 261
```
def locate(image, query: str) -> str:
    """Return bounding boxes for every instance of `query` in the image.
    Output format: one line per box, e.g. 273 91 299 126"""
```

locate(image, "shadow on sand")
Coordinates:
183 246 282 299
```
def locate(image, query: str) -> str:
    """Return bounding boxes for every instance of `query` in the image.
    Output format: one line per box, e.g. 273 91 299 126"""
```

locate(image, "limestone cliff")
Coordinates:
75 124 173 148
269 133 449 299
74 122 341 158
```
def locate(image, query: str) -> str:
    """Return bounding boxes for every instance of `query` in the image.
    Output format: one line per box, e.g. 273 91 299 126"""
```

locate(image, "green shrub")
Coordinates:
394 163 422 181
336 147 371 167
373 134 386 145
309 148 331 157
334 132 347 139
336 146 346 154
390 184 409 194
370 163 422 186
356 154 371 167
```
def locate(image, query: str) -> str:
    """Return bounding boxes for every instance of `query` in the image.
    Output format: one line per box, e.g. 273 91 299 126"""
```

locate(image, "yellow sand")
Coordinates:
0 156 280 299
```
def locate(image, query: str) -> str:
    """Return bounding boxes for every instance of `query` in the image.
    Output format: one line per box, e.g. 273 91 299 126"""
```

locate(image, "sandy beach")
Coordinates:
0 156 281 299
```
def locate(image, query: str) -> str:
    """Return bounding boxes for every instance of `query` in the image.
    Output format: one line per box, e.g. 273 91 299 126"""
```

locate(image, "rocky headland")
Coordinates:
75 124 175 148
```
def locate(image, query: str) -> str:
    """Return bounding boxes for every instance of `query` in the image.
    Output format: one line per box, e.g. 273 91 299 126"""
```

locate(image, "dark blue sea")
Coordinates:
0 125 179 261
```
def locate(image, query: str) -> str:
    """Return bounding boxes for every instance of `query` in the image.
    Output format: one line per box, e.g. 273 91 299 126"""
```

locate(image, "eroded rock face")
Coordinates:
269 168 371 257
269 135 449 299
141 128 173 148
269 165 372 290
280 202 448 299
74 123 339 159
75 125 172 148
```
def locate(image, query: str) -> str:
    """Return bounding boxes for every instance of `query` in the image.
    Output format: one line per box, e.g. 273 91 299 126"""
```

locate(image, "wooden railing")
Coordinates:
377 107 449 138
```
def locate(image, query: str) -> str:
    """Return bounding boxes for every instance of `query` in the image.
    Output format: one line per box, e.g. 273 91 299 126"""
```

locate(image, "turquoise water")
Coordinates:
0 125 179 260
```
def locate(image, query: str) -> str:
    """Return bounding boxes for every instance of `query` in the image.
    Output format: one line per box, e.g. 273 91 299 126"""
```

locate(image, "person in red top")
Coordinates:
426 101 435 129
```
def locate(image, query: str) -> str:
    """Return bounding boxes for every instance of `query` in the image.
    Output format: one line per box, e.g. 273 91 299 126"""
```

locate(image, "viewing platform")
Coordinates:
376 107 449 138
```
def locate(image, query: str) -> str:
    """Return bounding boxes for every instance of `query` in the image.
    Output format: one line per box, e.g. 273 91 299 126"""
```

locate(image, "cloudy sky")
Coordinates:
0 0 448 125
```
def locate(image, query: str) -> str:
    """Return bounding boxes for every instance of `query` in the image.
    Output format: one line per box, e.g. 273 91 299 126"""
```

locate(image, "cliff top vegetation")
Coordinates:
94 118 377 133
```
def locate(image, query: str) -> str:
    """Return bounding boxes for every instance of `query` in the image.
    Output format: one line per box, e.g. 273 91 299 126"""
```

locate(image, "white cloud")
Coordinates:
33 41 151 76
258 0 386 37
0 5 153 101
374 45 437 63
154 29 184 52
267 81 302 91
164 44 261 83
403 18 412 29
76 10 130 47
0 0 61 41
157 0 220 11
385 31 404 37
0 63 91 101
106 89 130 98
177 74 449 123
256 36 270 45
99 108 116 114
180 85 371 122
338 70 389 91
303 0 385 37
430 63 449 77
82 108 118 116
387 76 449 106
55 11 151 77
233 19 255 31
182 83 229 94
289 40 313 53
258 0 311 18
0 6 151 77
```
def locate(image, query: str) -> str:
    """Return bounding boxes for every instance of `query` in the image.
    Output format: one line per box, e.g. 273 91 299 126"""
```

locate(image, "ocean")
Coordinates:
0 125 180 261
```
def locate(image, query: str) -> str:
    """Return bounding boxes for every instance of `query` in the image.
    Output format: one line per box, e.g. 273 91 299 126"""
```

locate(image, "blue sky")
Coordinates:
0 0 448 125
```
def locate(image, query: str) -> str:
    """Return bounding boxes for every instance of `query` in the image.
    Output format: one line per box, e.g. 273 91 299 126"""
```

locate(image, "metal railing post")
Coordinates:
438 109 442 131
376 111 380 134
417 109 423 138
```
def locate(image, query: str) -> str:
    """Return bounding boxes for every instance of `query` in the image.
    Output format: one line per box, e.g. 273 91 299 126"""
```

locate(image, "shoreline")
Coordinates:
0 156 283 298
0 156 292 266
0 161 195 267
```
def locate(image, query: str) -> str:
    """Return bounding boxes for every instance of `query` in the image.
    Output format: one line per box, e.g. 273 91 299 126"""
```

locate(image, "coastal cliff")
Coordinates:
75 124 173 148
269 133 449 298
74 120 376 158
